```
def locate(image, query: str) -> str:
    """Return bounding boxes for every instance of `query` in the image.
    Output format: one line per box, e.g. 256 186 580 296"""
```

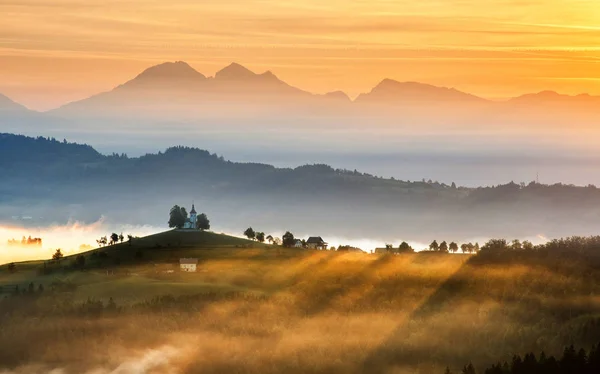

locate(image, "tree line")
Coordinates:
447 343 600 374
427 240 480 253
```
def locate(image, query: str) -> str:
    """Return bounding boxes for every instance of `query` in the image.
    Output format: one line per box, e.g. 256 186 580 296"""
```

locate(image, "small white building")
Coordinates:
180 258 198 272
183 204 198 229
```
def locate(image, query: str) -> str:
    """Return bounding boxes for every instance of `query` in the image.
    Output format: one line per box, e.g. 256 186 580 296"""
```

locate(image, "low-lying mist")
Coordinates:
1 250 599 373
10 118 600 187
0 220 162 264
0 218 552 264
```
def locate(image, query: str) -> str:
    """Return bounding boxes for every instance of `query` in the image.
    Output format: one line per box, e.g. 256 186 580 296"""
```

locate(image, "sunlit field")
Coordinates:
1 231 599 374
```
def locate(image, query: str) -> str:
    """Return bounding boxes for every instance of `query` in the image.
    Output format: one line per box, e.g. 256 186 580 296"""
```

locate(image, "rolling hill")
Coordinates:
0 230 599 374
4 133 600 243
0 229 301 303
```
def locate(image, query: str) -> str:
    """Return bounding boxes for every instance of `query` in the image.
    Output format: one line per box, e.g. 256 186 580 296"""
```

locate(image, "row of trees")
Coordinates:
428 240 480 254
243 228 299 248
449 343 600 374
96 233 135 247
243 227 266 243
7 236 42 247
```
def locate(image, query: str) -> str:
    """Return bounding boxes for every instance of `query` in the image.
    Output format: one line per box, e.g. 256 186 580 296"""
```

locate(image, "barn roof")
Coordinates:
306 236 325 244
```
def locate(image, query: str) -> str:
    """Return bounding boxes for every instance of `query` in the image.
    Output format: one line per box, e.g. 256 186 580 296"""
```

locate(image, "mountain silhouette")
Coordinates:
355 79 486 104
0 93 30 112
132 61 206 82
0 60 595 130
210 62 312 98
323 91 351 101
215 62 259 81
51 62 319 118
510 90 600 106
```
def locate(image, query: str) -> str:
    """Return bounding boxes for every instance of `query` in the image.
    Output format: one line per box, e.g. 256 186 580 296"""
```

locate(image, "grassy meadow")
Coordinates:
0 231 599 373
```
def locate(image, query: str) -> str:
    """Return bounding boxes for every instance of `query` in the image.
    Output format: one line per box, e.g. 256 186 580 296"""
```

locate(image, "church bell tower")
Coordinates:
189 204 197 229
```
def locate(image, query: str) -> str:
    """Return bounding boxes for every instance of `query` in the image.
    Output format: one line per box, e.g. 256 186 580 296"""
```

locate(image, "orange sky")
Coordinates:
1 0 600 110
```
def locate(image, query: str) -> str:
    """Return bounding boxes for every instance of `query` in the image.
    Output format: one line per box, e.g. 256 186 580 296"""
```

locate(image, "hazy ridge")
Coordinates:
2 133 600 244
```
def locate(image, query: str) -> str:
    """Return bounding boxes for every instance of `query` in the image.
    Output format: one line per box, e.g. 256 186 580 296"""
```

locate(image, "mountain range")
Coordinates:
1 61 598 112
3 60 600 134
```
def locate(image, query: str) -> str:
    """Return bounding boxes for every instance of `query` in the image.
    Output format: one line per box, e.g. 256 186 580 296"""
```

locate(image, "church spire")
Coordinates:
190 203 197 214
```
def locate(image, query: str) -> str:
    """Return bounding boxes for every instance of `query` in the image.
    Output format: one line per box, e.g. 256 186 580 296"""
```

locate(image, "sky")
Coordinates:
1 0 600 110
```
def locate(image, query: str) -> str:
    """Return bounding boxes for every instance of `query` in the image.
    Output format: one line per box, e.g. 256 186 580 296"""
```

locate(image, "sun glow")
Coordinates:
2 0 600 109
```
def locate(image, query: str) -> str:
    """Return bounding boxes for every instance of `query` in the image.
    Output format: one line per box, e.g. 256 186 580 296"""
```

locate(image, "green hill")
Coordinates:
0 229 306 303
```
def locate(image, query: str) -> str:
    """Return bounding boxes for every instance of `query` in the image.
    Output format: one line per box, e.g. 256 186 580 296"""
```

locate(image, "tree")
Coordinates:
273 237 282 246
510 239 522 250
439 241 449 252
196 213 210 231
282 231 295 247
97 236 108 247
461 363 475 374
110 233 119 245
461 243 469 253
522 240 534 251
244 227 256 240
398 241 413 252
429 240 439 251
398 241 413 253
481 239 508 252
385 244 393 249
256 232 265 243
266 235 274 244
127 235 133 246
168 205 188 229
449 242 459 253
118 233 124 243
52 249 64 261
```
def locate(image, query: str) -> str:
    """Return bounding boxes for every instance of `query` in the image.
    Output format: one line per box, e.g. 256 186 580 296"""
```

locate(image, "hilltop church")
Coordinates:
183 204 197 229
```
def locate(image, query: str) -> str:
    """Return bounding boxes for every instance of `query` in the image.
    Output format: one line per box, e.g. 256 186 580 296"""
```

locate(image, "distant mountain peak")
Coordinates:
132 61 206 82
324 91 351 101
512 90 569 102
215 63 257 80
260 70 277 79
374 79 451 93
357 79 485 103
0 93 28 111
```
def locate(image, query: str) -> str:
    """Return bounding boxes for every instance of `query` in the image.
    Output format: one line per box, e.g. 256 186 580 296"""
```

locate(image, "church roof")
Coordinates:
190 204 197 214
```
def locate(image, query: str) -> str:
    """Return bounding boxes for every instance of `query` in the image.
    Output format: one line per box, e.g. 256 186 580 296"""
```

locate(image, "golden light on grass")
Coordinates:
0 246 598 373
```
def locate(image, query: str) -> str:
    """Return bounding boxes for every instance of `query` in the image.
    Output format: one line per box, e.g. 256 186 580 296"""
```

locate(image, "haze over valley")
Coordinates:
4 61 600 187
2 133 600 265
4 2 600 373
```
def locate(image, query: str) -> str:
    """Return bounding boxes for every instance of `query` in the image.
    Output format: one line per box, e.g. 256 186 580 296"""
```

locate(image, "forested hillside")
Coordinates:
3 133 600 241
